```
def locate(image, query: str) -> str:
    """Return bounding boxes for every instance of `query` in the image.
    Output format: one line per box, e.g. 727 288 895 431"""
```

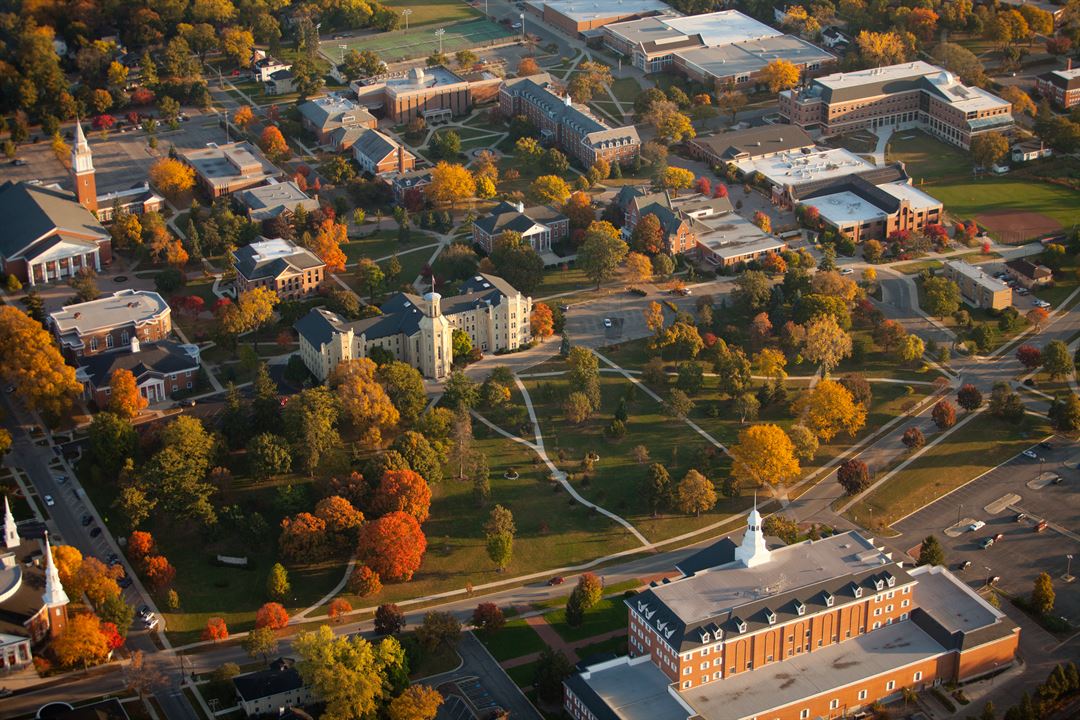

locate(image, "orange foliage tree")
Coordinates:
108 368 148 419
308 219 348 273
530 302 554 342
255 601 289 629
260 125 289 161
358 511 427 582
202 617 228 642
148 158 195 198
233 105 255 129
328 598 353 622
279 512 328 563
371 469 432 523
0 306 82 416
314 495 365 553
127 531 155 565
143 555 176 590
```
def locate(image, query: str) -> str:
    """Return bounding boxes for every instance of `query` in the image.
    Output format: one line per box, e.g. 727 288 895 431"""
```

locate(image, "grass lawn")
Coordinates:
845 413 1053 529
381 0 479 26
576 634 628 659
893 259 943 275
506 661 539 689
610 78 642 104
538 265 590 298
886 130 972 183
478 617 548 662
343 230 433 264
543 594 629 644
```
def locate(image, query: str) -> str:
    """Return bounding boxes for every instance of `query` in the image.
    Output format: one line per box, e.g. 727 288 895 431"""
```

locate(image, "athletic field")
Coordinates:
320 18 514 64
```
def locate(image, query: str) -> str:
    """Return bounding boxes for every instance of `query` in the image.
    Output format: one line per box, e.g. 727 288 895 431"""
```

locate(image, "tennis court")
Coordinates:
319 18 515 64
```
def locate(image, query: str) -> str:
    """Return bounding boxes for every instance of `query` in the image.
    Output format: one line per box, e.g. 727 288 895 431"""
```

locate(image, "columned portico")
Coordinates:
27 249 101 286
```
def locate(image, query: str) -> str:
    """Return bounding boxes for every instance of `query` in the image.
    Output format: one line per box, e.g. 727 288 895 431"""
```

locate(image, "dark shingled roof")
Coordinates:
38 699 129 720
0 181 108 260
79 342 199 388
233 658 305 701
790 163 909 200
474 201 567 236
1005 259 1052 280
232 241 325 281
691 125 816 162
352 129 401 164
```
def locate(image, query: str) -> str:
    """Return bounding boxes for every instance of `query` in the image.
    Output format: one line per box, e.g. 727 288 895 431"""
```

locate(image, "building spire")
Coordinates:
734 491 771 568
3 496 18 549
42 532 70 608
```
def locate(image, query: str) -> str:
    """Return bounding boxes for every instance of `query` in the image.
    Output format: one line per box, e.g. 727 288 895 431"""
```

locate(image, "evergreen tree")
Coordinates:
918 535 945 566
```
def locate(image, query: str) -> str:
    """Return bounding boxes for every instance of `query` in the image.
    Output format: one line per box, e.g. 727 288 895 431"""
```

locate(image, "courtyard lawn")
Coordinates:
844 414 1053 529
927 179 1080 232
381 0 480 26
886 130 972 182
610 78 642 105
477 616 548 663
543 594 630 644
343 230 433 264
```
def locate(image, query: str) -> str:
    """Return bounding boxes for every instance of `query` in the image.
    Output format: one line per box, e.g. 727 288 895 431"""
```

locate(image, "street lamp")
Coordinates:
1066 554 1075 583
338 44 347 65
520 13 526 41
984 566 993 588
402 8 412 32
956 502 963 528
435 28 445 55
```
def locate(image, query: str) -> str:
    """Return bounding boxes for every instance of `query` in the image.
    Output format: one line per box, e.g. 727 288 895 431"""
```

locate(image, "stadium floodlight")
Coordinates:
402 8 413 32
435 28 445 54
338 44 347 64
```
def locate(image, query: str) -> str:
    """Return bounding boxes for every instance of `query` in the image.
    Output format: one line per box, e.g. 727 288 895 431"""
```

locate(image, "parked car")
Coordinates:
1036 520 1049 532
138 605 152 618
603 318 613 328
90 527 102 538
959 560 972 570
81 514 93 526
118 576 133 588
840 267 854 275
1015 513 1027 523
547 576 565 586
43 494 54 507
981 537 995 549
1039 441 1053 449
558 304 570 312
993 533 1005 542
968 520 986 532
1023 449 1038 459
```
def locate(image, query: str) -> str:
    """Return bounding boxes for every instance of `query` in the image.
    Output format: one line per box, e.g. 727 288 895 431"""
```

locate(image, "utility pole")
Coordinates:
435 28 445 55
520 13 526 41
402 8 412 32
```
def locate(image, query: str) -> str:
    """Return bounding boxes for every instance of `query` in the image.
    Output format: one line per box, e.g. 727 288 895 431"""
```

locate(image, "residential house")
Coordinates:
384 169 433 202
253 56 292 83
1011 140 1052 163
49 289 173 360
265 69 296 96
1005 259 1053 289
232 237 327 301
233 658 313 718
351 129 416 176
472 201 570 255
77 337 201 406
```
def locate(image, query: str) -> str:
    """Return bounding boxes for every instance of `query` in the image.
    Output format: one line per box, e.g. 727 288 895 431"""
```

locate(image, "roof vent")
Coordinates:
73 312 81 319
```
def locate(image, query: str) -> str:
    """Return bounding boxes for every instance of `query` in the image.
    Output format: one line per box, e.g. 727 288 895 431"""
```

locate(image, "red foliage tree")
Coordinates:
100 621 124 651
357 511 427 582
213 298 233 316
202 617 228 642
713 183 728 198
371 469 432 523
254 602 289 630
901 426 925 451
348 565 382 596
837 459 870 496
471 602 505 633
1016 344 1043 370
932 399 957 430
328 598 353 622
93 114 116 130
694 176 711 196
127 531 155 563
374 603 404 635
279 512 328 563
956 384 983 413
143 555 176 590
130 88 155 106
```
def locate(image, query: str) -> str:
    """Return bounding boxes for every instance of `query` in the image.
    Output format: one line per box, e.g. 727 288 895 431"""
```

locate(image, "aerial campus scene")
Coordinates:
1 0 1080 719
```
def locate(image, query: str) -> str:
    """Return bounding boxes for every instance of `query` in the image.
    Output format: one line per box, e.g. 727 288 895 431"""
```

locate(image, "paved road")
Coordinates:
422 632 542 720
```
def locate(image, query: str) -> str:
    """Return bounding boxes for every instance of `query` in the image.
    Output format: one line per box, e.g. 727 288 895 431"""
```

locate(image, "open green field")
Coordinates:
478 616 547 662
320 18 510 64
886 131 971 182
343 230 433 264
544 594 630 643
383 0 480 26
845 413 1053 528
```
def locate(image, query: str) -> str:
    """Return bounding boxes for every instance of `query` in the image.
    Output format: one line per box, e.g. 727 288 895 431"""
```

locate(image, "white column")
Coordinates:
67 256 74 277
27 263 35 286
41 262 48 283
93 250 101 272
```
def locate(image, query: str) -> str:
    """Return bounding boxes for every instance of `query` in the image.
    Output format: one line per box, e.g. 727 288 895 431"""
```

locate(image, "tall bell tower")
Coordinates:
71 119 98 214
42 532 70 638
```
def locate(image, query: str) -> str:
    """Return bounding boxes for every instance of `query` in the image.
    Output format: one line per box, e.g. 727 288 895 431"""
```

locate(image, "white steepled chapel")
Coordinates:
3 496 19 548
733 494 771 567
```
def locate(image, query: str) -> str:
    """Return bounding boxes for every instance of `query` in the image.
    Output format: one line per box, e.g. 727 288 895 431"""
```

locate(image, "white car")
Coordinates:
1022 449 1038 459
43 494 55 507
967 520 986 532
1035 300 1051 309
603 318 613 328
840 267 854 275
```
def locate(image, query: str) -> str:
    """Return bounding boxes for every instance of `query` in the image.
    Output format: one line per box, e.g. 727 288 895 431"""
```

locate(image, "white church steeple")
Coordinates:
3 496 18 549
42 532 70 608
734 494 771 567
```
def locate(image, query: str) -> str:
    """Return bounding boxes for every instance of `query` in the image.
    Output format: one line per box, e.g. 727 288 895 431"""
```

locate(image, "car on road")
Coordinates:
959 560 972 570
840 267 854 275
118 576 132 588
1036 520 1049 532
1015 513 1027 522
603 318 612 328
981 537 996 549
10 159 26 166
138 605 152 618
54 475 68 484
669 287 691 296
1023 449 1038 459
1052 475 1064 485
547 576 565 586
558 304 569 312
107 553 120 565
81 514 93 526
967 520 985 532
89 527 102 538
143 615 159 630
43 494 54 507
1034 299 1050 309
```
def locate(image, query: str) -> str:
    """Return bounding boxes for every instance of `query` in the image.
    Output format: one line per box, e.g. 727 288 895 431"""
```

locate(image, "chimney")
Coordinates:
130 336 141 353
1069 58 1073 71
516 201 525 213
398 145 406 174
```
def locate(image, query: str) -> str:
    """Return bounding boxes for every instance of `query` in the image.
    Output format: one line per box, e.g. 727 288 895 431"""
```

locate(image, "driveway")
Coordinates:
422 632 542 720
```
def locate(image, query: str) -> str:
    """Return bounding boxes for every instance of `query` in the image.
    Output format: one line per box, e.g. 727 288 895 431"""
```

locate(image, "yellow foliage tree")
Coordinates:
656 166 695 194
388 686 444 720
53 613 112 669
643 301 665 334
426 161 476 207
624 251 654 284
730 423 801 488
109 368 149 418
528 174 571 205
220 287 280 349
761 59 801 93
753 347 787 381
220 27 254 67
52 544 83 592
802 314 853 373
794 379 867 442
329 358 400 447
0 306 81 416
856 30 911 66
309 219 348 273
233 105 255 128
148 158 195 198
676 469 717 516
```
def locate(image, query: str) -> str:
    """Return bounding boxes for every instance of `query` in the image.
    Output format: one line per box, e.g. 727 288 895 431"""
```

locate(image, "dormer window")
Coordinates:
886 575 896 588
795 601 806 616
765 609 777 625
854 585 863 599
699 629 711 643
824 592 834 608
874 579 884 591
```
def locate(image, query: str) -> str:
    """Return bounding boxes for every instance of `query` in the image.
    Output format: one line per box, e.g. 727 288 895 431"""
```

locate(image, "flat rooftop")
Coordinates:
570 656 688 720
803 190 886 225
677 35 833 80
663 10 781 47
50 290 169 335
910 565 1003 635
815 60 942 91
604 16 684 45
944 259 1009 292
387 65 466 92
879 181 941 210
180 142 278 185
650 532 892 625
240 180 314 208
735 146 873 188
531 0 672 23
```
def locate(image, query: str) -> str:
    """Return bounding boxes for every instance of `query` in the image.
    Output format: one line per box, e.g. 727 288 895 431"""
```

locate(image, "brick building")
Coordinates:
297 96 378 151
179 142 280 198
472 201 570 255
797 174 943 244
525 0 670 35
1035 66 1080 110
351 129 416 176
564 505 1020 720
499 74 639 168
352 66 502 125
49 289 173 360
77 337 201 406
687 125 817 167
942 260 1012 310
779 62 1013 149
232 237 327 301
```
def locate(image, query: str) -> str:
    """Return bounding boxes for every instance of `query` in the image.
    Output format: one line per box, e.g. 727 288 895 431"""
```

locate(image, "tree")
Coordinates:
795 379 867 442
233 106 255 129
837 459 870 495
0 306 79 415
267 562 291 601
53 614 113 669
902 426 926 451
932 399 957 429
125 651 166 699
148 158 195 198
1016 344 1043 370
358 512 426 582
1032 572 1055 615
932 42 986 85
1043 340 1072 380
803 315 852 373
730 424 800 488
676 470 717 516
247 433 292 480
896 334 926 365
643 463 672 516
918 535 945 566
788 425 819 462
202 617 229 642
656 166 695 194
761 59 800 92
283 387 343 476
856 30 911 66
309 219 348 273
535 646 573 703
279 512 327 562
528 174 572 205
243 626 280 663
472 603 505 633
220 287 279 351
752 211 772 234
255 601 289 630
517 57 541 76
294 625 407 720
375 604 405 635
389 686 443 720
663 389 694 420
372 469 432 523
430 130 462 161
644 100 696 144
375 362 427 427
257 125 289 162
417 611 461 652
127 531 155 564
106 368 148 419
1027 307 1049 332
330 358 399 447
530 302 555 342
490 231 544 295
971 132 1009 169
1049 393 1080 433
316 496 365 553
578 221 629 289
923 277 961 318
142 415 218 524
733 270 771 313
144 555 176 590
484 504 516 571
426 162 476 206
989 382 1026 424
625 252 654 284
717 89 747 124
631 214 664 255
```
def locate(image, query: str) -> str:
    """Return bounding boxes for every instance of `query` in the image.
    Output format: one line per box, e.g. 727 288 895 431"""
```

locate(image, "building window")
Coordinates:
830 700 839 710
682 681 691 689
858 690 868 701
914 672 922 682
886 681 895 691
106 334 114 348
90 337 99 351
800 710 810 719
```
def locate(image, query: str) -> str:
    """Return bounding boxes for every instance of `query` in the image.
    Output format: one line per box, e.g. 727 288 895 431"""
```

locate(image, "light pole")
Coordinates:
435 28 445 55
402 8 412 32
520 13 526 41
1066 554 1075 583
339 44 347 65
956 503 963 528
984 566 992 588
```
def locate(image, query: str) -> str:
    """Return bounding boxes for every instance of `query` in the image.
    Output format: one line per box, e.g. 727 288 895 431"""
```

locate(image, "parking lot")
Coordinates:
892 436 1080 623
965 257 1051 313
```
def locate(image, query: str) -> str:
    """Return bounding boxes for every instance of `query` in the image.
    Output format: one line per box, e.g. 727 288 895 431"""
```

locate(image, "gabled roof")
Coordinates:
79 341 200 388
233 659 305 701
501 75 638 149
0 182 108 260
352 128 402 163
1005 259 1052 280
232 238 325 281
473 201 567 236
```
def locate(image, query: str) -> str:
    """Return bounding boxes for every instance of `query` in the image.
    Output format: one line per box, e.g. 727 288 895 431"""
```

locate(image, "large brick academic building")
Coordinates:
564 504 1019 720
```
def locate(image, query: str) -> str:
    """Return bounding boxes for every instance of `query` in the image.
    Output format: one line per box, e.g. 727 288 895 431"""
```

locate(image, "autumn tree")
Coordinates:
202 617 228 642
529 174 571 205
794 379 867 442
530 302 554 342
0 306 82 416
426 161 476 206
761 59 800 92
315 496 365 553
243 626 280 662
971 132 1009 169
1016 344 1043 370
837 459 870 495
471 603 505 633
923 277 961 318
389 686 443 720
802 314 853 373
144 555 176 590
1027 307 1049 331
328 598 353 622
578 221 629 289
233 106 255 128
902 426 926 451
107 368 148 419
957 384 983 413
372 469 432 523
375 604 405 635
255 601 290 630
517 57 540 76
279 512 328 562
308 219 348 273
358 512 427 582
932 399 957 429
788 424 818 462
644 100 695 144
856 30 911 66
1032 572 1055 615
730 423 801 489
127 531 155 564
220 287 279 351
283 387 343 476
267 562 291 601
330 358 400 447
260 125 289 161
53 613 113 669
631 214 664 255
656 166 695 194
376 362 428 427
247 433 293 481
148 157 195 198
676 470 717 516
625 252 654 285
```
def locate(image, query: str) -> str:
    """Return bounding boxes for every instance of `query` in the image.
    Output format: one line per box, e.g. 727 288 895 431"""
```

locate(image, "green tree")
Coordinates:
567 346 601 409
923 276 961 318
247 433 293 480
98 595 135 638
294 625 407 720
918 535 945 566
578 221 628 289
392 431 443 484
267 562 290 601
242 626 279 662
143 416 218 525
534 646 573 703
490 231 544 295
1032 572 1055 615
376 362 427 427
1043 340 1072 380
643 463 671 516
451 329 473 361
88 412 137 478
1049 393 1080 433
283 387 342 476
443 370 480 410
